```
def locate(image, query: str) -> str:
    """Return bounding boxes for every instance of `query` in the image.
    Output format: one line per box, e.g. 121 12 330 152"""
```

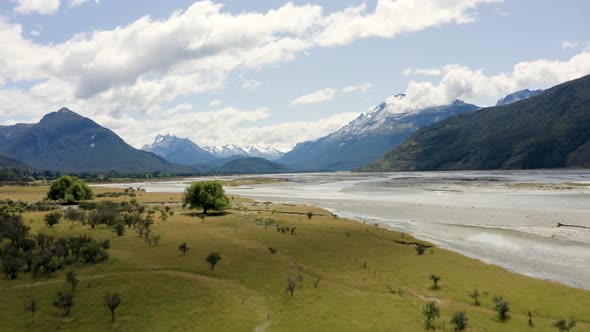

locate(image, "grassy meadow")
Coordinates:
0 184 589 331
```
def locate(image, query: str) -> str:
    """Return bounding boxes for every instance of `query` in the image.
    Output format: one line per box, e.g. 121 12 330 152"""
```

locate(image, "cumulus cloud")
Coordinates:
390 51 590 111
291 88 337 106
0 0 503 148
11 0 60 15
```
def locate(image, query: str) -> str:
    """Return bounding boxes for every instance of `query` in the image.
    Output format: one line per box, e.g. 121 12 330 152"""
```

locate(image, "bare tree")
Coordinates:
468 289 480 306
104 292 122 322
286 277 296 296
66 271 79 292
24 298 39 322
313 277 321 288
53 292 74 316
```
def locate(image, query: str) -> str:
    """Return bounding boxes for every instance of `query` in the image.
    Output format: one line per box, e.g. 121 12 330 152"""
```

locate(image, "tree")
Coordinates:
24 298 39 322
286 277 296 296
415 243 426 255
468 288 480 306
423 301 440 330
104 292 122 322
306 212 313 219
178 242 189 256
206 252 221 270
430 274 441 289
554 318 576 332
450 311 468 331
44 211 62 228
47 176 94 202
0 244 24 279
53 292 74 316
493 296 510 322
183 181 229 214
66 271 79 292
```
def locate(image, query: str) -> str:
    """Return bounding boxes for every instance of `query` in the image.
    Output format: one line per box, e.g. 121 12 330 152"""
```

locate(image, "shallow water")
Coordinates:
98 170 590 289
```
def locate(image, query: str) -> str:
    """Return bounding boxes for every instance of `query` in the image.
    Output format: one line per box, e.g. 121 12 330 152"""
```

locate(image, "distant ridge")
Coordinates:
360 75 590 171
0 108 191 173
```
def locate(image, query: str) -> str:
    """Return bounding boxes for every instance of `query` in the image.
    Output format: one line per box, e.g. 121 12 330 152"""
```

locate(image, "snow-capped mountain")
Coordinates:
204 145 284 161
278 95 479 170
142 134 215 165
496 89 544 106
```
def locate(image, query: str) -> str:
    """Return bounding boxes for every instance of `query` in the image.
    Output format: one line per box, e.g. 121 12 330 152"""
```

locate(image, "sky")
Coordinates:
0 0 589 151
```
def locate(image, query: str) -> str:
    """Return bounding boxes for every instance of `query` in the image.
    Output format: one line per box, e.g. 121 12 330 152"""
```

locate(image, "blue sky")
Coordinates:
0 0 589 150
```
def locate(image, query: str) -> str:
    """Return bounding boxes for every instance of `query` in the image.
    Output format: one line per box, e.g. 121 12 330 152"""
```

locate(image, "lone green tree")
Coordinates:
104 292 122 322
47 176 94 202
183 181 229 214
423 301 440 330
206 252 222 270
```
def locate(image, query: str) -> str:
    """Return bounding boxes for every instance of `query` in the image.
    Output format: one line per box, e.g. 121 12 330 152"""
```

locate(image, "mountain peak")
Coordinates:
496 89 544 106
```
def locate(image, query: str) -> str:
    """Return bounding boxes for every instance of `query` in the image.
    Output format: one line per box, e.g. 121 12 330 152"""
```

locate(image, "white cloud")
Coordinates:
291 88 337 106
562 41 579 50
391 51 590 111
402 67 442 76
12 0 60 15
0 0 504 149
341 83 372 93
242 80 261 91
208 100 222 107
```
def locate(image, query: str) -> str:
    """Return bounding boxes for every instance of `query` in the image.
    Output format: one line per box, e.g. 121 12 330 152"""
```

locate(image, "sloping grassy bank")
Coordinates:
0 185 588 331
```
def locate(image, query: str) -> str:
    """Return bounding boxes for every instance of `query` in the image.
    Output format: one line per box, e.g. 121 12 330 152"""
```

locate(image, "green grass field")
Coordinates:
0 185 589 331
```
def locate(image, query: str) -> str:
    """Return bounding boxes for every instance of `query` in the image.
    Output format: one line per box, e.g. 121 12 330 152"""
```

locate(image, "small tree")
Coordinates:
206 252 221 270
554 318 576 332
24 298 39 322
415 243 426 255
423 301 440 330
286 277 296 296
66 271 79 292
306 212 313 219
44 211 62 228
468 288 480 306
113 220 126 236
53 292 74 316
450 311 468 331
151 234 161 247
430 274 441 289
104 292 122 322
183 181 230 214
178 242 189 256
493 296 510 322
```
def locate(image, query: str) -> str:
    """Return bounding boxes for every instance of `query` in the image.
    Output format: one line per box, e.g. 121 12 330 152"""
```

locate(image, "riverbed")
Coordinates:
97 170 590 290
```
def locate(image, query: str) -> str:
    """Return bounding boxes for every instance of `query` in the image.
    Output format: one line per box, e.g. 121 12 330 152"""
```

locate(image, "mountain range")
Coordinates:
0 108 189 173
204 145 285 161
277 95 480 170
360 74 590 171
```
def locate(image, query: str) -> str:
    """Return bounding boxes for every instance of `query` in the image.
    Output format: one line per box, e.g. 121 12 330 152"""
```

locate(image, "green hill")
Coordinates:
0 108 192 173
220 157 288 174
360 74 590 171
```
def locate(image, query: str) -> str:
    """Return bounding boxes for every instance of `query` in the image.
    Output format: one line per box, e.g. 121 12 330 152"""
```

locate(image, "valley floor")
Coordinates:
0 185 589 331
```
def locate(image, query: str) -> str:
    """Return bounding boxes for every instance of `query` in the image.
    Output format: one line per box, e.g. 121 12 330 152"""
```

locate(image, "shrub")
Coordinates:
47 176 93 202
493 296 510 322
44 211 62 228
423 301 440 330
450 311 468 331
53 292 74 316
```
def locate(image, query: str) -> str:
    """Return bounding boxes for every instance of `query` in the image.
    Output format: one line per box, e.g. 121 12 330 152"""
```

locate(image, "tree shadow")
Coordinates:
180 211 230 218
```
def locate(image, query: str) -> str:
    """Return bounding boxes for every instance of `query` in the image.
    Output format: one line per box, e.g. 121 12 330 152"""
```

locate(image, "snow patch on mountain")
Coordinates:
204 144 285 160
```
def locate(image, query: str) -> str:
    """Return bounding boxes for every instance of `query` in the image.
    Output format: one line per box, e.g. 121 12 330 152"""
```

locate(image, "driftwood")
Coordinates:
557 223 590 230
